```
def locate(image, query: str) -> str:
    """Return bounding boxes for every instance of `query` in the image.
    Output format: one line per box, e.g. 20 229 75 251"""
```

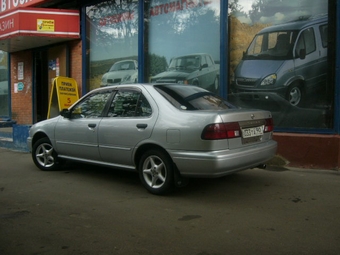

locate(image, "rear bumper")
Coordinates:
169 140 277 177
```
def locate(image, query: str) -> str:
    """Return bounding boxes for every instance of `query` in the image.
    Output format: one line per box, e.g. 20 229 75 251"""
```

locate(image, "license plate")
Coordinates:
242 126 264 138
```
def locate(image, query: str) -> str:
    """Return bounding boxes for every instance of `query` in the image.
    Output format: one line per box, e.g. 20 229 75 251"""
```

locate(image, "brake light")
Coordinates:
202 122 241 140
264 118 274 132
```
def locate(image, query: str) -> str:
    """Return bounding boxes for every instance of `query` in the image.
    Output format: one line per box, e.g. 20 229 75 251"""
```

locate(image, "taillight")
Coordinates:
202 122 241 140
264 118 274 132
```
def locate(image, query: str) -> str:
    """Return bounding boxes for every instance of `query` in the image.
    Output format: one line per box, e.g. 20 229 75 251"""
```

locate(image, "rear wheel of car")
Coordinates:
138 150 174 195
32 137 60 171
287 83 303 106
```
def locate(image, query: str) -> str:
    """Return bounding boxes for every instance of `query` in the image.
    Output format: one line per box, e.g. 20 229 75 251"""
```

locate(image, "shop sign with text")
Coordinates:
0 0 46 13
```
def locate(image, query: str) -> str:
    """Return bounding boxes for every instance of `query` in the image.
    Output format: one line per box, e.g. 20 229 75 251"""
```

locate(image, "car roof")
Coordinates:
115 59 136 63
258 15 328 34
173 53 209 58
92 83 208 94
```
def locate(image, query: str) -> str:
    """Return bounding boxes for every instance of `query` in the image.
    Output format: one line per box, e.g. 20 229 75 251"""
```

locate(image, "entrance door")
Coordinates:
34 50 48 122
33 44 68 123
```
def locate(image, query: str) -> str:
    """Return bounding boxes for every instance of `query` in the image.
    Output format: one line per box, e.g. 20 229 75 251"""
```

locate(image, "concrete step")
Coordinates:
0 120 16 128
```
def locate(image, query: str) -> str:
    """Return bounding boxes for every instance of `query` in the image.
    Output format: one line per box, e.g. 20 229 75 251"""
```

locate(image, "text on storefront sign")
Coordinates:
1 0 45 12
150 0 210 16
0 17 13 31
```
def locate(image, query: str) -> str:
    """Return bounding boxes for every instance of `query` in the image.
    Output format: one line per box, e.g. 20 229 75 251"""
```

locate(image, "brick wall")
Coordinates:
11 51 33 125
10 40 83 125
273 133 340 170
69 40 83 96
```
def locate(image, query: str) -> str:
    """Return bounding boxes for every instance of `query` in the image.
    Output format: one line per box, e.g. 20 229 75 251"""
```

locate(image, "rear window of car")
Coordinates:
154 84 235 110
228 93 282 112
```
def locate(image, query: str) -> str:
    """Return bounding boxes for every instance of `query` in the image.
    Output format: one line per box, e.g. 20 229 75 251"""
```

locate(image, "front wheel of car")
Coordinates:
287 83 304 106
32 137 60 171
138 150 174 195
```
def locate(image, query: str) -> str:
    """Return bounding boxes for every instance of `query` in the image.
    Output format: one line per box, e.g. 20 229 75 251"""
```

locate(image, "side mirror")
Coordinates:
200 63 208 70
299 49 306 60
60 109 71 118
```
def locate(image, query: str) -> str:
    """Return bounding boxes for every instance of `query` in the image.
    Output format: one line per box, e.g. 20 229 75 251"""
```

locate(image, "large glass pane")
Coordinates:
0 50 9 117
145 0 221 94
86 0 139 91
228 0 332 129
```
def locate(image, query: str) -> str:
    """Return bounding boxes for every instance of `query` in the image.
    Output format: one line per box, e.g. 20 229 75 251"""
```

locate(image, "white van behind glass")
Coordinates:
232 16 328 106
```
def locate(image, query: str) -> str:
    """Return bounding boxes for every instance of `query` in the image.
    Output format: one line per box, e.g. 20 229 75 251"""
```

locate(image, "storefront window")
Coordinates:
0 50 9 117
86 0 139 91
228 0 332 130
145 0 221 94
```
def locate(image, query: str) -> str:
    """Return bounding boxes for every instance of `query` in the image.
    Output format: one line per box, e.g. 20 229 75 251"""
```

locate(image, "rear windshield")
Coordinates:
154 84 235 110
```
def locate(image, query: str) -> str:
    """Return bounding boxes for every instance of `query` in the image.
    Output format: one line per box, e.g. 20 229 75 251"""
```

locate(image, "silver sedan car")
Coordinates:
27 84 277 195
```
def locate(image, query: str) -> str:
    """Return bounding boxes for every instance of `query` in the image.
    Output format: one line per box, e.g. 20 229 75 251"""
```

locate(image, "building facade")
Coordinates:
0 0 339 169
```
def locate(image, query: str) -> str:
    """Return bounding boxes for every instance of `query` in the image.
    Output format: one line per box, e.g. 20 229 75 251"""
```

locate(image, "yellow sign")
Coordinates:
47 77 79 119
37 19 55 31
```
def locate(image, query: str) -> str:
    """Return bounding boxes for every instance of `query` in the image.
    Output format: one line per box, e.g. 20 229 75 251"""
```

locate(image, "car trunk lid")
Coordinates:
223 109 273 149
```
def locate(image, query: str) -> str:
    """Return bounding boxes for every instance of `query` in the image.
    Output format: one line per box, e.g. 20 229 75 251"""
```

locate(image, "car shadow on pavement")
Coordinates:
54 160 287 198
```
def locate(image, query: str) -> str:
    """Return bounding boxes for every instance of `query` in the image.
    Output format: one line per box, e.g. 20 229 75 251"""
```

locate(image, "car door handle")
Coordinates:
88 123 97 128
136 124 147 129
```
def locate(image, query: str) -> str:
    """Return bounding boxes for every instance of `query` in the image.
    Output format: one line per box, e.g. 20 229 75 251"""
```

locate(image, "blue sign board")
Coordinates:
17 82 24 91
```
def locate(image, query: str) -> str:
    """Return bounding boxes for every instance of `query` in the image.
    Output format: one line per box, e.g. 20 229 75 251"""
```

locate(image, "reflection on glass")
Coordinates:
145 0 220 93
0 50 9 116
86 1 139 91
228 0 332 129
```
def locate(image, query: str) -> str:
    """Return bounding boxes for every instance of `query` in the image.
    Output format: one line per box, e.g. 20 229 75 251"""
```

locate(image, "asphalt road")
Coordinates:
0 148 340 255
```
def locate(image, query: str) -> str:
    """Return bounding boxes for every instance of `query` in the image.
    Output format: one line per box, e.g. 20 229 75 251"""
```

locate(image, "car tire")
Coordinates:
287 83 303 106
138 149 174 195
32 137 60 171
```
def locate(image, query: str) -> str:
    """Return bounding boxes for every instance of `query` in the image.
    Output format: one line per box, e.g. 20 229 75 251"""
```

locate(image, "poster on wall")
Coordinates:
18 62 24 80
146 0 221 93
86 1 139 90
228 0 331 129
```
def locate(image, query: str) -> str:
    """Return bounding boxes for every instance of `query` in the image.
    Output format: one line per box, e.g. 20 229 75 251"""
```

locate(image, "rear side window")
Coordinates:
107 90 152 117
319 24 328 48
155 84 235 111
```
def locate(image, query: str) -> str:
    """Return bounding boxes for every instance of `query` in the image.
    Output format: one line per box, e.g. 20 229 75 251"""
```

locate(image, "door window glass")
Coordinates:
71 91 112 118
297 28 316 55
